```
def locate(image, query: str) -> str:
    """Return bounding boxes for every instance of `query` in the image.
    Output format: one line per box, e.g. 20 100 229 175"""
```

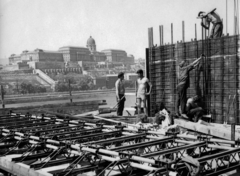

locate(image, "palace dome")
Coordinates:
87 36 96 46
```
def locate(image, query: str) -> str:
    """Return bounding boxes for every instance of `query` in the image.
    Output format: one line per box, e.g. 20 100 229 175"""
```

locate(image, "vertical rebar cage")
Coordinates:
147 34 240 124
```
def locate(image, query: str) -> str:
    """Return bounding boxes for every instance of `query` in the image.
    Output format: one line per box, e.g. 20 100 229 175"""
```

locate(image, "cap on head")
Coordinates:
118 72 124 78
198 11 205 18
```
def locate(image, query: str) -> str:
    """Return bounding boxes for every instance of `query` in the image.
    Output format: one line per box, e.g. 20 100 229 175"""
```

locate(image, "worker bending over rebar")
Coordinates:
185 95 204 122
135 69 152 116
198 8 223 38
176 55 204 116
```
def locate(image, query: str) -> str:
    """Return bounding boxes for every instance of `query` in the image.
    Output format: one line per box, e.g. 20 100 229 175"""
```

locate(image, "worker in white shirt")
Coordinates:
135 69 152 116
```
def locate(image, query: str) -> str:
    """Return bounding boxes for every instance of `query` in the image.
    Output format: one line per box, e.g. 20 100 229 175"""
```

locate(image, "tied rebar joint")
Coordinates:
197 135 212 142
138 128 148 133
236 139 240 146
78 121 85 125
96 123 104 128
166 128 179 137
115 124 125 130
64 119 70 124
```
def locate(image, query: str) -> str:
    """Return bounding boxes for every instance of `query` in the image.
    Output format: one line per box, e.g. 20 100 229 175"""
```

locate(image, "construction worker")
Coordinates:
176 55 204 116
115 72 126 116
135 69 152 116
198 8 223 38
185 95 204 122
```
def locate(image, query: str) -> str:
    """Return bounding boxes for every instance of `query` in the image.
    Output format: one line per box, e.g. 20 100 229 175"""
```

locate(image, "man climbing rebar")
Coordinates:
198 8 223 38
176 55 204 116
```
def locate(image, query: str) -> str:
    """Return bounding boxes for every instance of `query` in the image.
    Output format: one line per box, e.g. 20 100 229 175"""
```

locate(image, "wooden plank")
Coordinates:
175 119 240 140
75 110 99 117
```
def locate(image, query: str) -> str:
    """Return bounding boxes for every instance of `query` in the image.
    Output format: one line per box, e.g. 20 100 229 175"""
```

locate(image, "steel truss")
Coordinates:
0 112 240 176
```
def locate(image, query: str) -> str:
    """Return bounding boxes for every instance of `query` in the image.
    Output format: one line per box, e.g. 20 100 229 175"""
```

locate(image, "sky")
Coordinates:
0 0 239 65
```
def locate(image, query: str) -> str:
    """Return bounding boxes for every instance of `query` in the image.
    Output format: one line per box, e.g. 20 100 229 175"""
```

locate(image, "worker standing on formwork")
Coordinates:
176 55 204 116
115 72 126 116
135 69 152 116
198 8 223 38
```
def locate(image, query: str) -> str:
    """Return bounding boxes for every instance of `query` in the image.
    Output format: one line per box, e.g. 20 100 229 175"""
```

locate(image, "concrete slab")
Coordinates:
40 163 69 172
175 119 240 140
29 168 41 176
37 170 53 176
16 163 30 176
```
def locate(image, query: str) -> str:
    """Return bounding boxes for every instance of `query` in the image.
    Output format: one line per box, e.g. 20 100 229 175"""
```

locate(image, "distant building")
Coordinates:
101 49 134 65
8 36 135 72
58 46 91 62
94 74 118 89
125 73 138 82
86 36 97 52
20 49 63 62
87 36 107 62
9 54 21 65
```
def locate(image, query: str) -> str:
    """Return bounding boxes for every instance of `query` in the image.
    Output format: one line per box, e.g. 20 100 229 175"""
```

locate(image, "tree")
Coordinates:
55 83 69 92
20 82 47 94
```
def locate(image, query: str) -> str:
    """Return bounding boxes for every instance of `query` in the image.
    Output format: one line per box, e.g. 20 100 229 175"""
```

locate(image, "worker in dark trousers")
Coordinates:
198 8 223 38
176 55 204 115
115 72 126 116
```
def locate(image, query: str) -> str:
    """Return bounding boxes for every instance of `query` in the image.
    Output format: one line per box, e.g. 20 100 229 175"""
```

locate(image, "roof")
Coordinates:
41 50 61 54
86 36 96 46
101 49 126 53
9 54 21 58
20 49 61 54
59 46 88 50
92 51 106 55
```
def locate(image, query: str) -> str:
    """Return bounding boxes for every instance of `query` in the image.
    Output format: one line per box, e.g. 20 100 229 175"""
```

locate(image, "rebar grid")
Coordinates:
148 35 240 124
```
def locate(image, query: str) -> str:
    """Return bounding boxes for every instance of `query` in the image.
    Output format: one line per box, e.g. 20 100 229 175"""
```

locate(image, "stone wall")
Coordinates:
35 62 65 69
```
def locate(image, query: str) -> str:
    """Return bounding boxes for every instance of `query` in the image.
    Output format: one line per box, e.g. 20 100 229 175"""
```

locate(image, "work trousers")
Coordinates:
210 22 223 39
187 107 203 122
117 94 125 116
176 85 187 114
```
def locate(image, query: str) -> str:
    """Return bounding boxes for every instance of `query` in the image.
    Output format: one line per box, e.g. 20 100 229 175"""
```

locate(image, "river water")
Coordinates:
4 92 136 112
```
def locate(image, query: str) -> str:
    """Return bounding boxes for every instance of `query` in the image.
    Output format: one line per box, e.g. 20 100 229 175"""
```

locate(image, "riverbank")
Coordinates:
0 100 106 116
3 89 135 104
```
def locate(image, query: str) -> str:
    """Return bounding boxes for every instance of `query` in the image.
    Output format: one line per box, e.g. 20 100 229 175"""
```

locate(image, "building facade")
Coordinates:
8 36 135 70
9 54 21 65
21 49 63 62
101 49 134 65
58 46 91 62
